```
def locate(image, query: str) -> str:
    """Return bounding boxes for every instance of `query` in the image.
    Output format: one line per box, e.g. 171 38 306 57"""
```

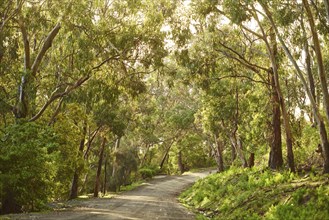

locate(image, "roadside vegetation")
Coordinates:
2 0 329 217
180 167 329 220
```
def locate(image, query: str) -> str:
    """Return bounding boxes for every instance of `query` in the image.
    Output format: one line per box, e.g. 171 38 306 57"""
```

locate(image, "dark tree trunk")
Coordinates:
248 153 255 168
261 1 329 174
269 28 295 172
94 137 106 197
103 154 108 195
268 73 283 169
69 171 79 200
69 123 87 200
318 121 329 173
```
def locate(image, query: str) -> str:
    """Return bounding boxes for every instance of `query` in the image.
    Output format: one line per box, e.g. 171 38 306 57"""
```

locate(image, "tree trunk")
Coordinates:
214 134 224 172
79 173 89 194
268 72 283 169
261 1 329 173
270 29 295 172
94 137 106 197
304 39 316 123
69 171 79 200
177 150 184 174
303 0 329 173
111 136 121 178
318 121 329 173
14 22 60 119
230 134 248 168
103 154 108 195
230 87 248 168
231 143 236 163
248 153 255 168
303 0 329 125
69 123 87 200
236 136 248 167
160 139 175 170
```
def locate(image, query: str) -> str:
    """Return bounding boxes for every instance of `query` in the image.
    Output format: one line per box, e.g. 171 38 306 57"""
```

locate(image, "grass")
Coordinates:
179 166 329 220
119 181 144 192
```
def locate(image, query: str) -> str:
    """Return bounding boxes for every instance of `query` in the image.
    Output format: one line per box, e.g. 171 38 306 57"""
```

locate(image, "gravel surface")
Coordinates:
6 171 213 220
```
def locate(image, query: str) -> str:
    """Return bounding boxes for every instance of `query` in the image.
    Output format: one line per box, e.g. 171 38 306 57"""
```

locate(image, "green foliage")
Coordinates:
138 165 160 179
265 186 329 220
109 146 139 191
180 167 329 219
222 0 251 24
293 123 322 168
51 104 86 199
0 122 59 212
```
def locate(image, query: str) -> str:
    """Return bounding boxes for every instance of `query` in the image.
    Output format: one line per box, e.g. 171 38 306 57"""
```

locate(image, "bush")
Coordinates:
265 186 329 220
180 167 329 220
138 168 154 179
0 122 59 214
138 165 160 179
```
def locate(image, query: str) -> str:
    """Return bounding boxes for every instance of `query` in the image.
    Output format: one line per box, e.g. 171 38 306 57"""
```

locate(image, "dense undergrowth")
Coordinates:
180 167 329 220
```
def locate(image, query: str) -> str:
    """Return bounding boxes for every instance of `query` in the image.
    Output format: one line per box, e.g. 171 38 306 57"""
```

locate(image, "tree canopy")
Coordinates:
1 0 329 215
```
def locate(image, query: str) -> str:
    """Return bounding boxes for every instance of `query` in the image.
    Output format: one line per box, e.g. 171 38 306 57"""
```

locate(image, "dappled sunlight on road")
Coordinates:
9 171 211 220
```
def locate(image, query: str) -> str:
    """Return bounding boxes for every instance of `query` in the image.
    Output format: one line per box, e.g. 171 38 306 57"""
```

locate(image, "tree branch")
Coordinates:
214 42 268 72
84 126 102 159
29 74 90 122
211 74 270 85
47 97 64 126
92 54 120 70
31 23 61 76
18 18 31 71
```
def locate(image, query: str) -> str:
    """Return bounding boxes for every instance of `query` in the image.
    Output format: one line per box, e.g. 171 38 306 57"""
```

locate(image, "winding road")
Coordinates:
9 171 212 220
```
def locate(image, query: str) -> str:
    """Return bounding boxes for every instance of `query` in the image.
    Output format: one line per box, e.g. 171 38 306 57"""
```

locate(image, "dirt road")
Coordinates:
8 171 212 220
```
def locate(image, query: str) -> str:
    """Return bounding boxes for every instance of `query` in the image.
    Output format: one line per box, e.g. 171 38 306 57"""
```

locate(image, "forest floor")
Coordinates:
4 170 213 220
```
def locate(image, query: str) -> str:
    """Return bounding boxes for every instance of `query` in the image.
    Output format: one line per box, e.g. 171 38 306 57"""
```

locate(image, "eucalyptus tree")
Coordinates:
169 0 291 170
256 0 329 173
217 0 296 171
0 0 178 211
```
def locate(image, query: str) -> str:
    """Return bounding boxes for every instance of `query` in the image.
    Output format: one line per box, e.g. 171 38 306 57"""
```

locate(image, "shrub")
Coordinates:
138 165 160 179
0 122 59 214
180 167 329 220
